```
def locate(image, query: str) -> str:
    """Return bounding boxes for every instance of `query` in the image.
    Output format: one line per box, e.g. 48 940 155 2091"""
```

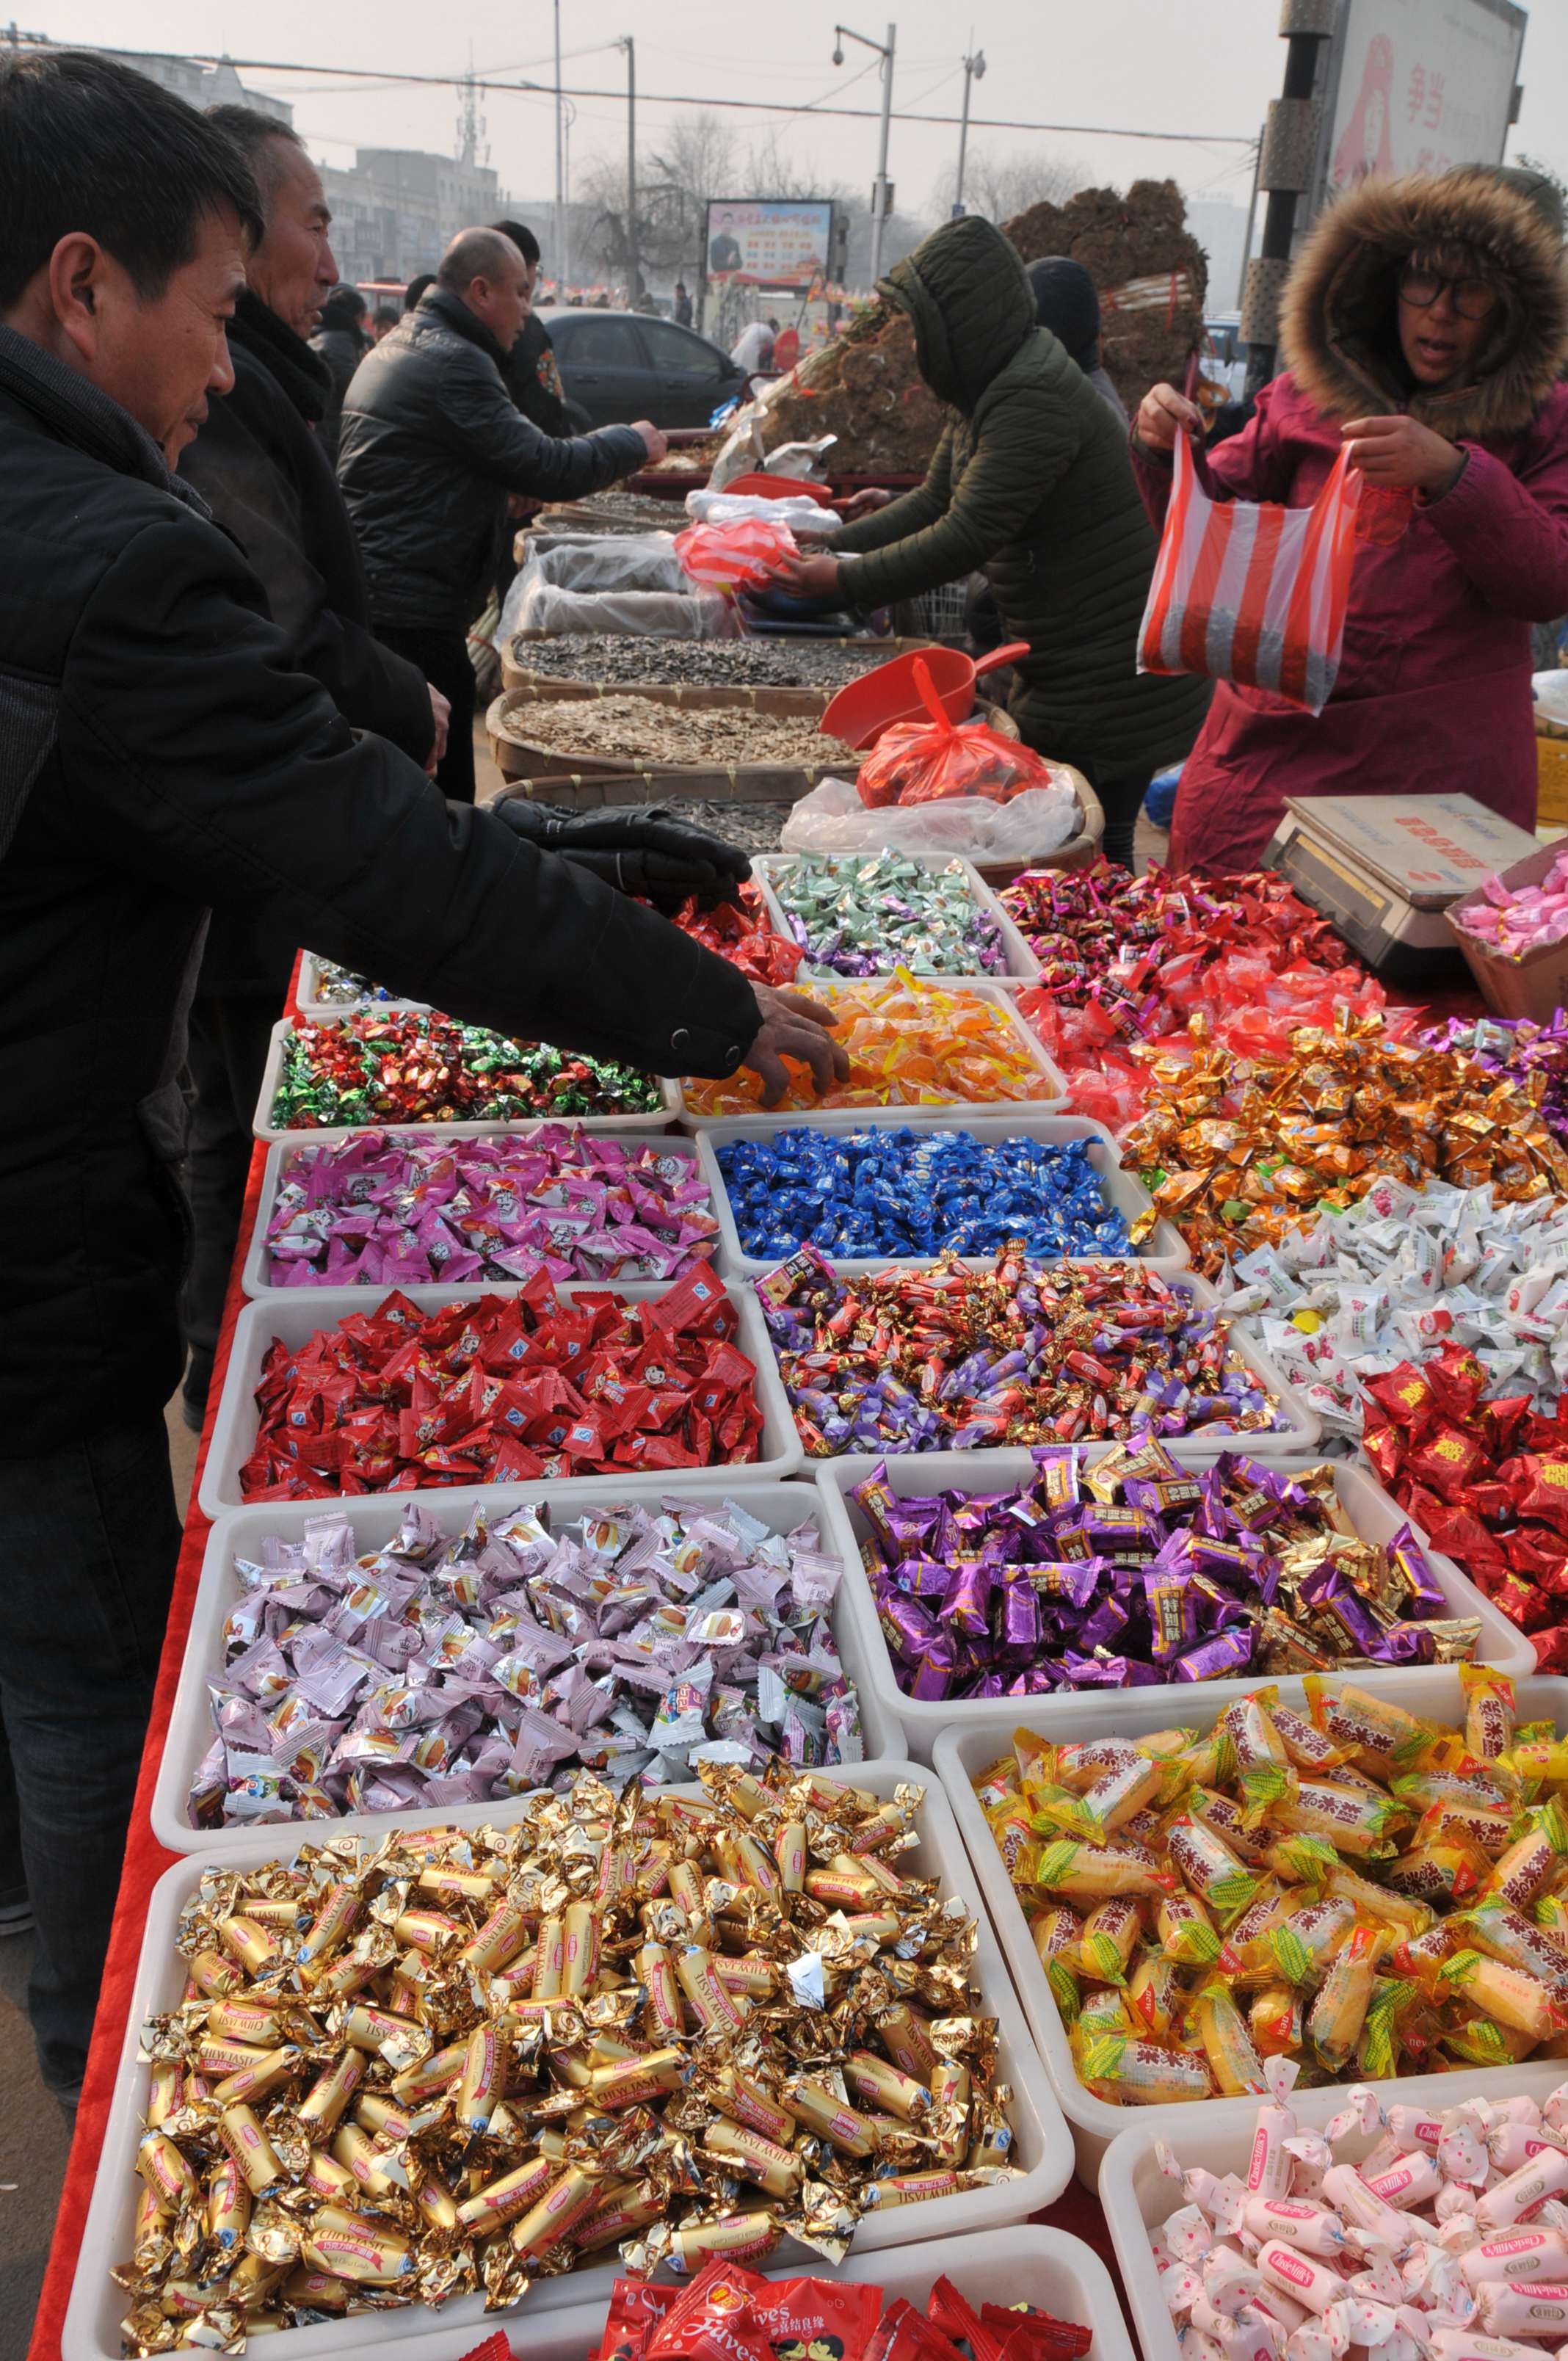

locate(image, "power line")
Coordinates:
47 38 1252 145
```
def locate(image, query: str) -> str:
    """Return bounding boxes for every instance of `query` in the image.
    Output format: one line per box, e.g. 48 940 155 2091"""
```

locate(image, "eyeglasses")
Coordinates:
1398 266 1497 321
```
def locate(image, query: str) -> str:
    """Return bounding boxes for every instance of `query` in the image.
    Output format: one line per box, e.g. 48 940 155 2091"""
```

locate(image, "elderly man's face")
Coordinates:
248 142 337 338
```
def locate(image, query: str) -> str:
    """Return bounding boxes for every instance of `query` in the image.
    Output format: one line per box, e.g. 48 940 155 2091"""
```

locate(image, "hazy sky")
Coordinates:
37 0 1568 222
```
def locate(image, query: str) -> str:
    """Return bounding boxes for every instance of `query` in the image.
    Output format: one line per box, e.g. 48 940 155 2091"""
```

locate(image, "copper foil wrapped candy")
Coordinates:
113 1766 1022 2348
1122 1013 1568 1280
188 1493 864 1830
1420 1012 1568 1154
852 1446 1479 1702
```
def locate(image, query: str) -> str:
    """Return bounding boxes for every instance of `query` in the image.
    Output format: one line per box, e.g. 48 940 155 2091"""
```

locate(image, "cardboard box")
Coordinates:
1447 833 1568 1020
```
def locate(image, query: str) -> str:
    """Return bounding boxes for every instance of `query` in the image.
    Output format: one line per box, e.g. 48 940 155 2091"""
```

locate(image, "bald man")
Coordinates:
337 227 667 799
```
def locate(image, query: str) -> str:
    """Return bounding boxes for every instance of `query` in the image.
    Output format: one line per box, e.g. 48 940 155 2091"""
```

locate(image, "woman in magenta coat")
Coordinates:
1133 167 1568 873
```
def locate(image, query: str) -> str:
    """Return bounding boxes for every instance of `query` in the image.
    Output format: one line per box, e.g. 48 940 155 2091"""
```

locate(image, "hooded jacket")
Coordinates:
337 287 645 632
1133 168 1568 871
0 323 759 1455
826 215 1208 776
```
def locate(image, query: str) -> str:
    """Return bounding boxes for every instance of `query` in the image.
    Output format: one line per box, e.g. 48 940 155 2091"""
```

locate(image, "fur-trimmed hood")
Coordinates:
1280 167 1568 439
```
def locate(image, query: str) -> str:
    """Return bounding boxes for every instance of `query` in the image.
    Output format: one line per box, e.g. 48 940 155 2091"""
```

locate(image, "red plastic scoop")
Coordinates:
821 639 1030 750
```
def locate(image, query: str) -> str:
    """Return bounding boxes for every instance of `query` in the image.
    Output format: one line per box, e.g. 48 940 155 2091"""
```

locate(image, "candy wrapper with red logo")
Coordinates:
261 1127 722 1289
112 1763 1028 2349
237 1269 763 1500
186 1488 864 1829
584 2260 1091 2361
1361 1341 1568 1659
270 1009 664 1130
972 1667 1568 2100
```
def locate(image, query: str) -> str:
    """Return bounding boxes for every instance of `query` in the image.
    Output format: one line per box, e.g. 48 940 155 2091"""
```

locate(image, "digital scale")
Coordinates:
1262 793 1542 982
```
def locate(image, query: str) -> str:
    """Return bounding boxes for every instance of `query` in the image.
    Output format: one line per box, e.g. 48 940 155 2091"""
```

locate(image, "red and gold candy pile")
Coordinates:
657 884 804 991
587 2255 1092 2361
1122 1012 1568 1279
1363 1343 1568 1673
115 1766 1020 2346
238 1268 761 1500
680 971 1055 1117
973 1669 1568 2103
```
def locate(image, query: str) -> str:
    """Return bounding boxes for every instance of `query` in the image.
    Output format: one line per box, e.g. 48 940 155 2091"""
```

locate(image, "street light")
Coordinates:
954 48 985 217
833 23 897 284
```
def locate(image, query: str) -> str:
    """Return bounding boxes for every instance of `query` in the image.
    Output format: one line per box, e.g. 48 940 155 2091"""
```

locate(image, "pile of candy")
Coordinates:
237 1268 762 1499
1123 1015 1568 1279
973 1668 1568 2101
680 971 1056 1117
261 1130 719 1288
188 1493 862 1829
660 883 804 990
117 1766 1023 2343
1155 2064 1568 2360
586 2259 1092 2361
302 956 409 1010
1453 851 1568 957
1422 1012 1568 1153
852 1447 1477 1702
755 1247 1286 1454
765 852 1006 979
1005 862 1390 1132
1221 1175 1568 1442
1362 1341 1568 1669
270 1012 664 1131
714 1128 1132 1263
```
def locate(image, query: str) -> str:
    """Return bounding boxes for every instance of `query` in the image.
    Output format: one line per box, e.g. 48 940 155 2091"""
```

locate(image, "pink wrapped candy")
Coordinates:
1456 852 1568 960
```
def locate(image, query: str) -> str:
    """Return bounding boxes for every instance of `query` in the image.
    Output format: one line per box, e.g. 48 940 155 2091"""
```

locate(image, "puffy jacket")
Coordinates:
0 322 760 1456
1133 169 1568 870
827 215 1208 776
180 289 435 992
337 287 645 630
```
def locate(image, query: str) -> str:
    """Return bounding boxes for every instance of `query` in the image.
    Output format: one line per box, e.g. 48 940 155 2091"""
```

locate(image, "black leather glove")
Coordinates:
494 798 752 911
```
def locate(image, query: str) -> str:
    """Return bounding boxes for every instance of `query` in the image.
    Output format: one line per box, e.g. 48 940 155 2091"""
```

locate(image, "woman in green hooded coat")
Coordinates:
776 214 1208 866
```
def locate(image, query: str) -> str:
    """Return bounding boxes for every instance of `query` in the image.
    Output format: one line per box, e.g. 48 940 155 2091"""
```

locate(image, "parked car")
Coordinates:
537 307 750 429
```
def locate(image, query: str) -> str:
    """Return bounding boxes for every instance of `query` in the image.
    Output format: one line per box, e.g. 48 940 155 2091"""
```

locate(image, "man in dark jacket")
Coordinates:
176 106 446 1431
310 281 367 461
0 48 841 2102
338 229 664 800
491 217 572 435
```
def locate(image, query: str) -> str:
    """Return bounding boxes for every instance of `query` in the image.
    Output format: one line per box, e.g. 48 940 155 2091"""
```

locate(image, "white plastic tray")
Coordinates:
60 1762 1075 2361
1100 2070 1568 2361
934 1669 1568 2185
694 1111 1190 1279
752 850 1043 984
241 1129 711 1299
295 952 429 1020
672 978 1069 1132
199 1276 802 1521
153 1476 896 1854
827 1453 1533 1763
254 1015 681 1145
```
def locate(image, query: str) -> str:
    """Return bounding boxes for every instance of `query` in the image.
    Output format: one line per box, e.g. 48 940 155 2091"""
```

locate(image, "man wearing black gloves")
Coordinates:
338 226 664 801
0 49 843 2106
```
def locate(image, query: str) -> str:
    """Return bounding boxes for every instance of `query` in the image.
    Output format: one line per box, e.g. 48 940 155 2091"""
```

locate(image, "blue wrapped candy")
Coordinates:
715 1125 1133 1262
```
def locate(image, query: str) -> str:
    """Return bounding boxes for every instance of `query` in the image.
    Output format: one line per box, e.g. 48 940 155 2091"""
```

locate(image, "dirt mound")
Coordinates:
1003 178 1208 417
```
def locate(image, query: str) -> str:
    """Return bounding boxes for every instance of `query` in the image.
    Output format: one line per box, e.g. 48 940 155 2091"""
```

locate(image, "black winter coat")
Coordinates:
180 291 435 993
310 321 366 462
0 324 760 1456
338 289 645 631
501 311 571 437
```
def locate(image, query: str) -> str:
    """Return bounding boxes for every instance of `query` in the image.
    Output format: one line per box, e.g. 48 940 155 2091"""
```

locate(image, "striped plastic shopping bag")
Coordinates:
1137 429 1362 714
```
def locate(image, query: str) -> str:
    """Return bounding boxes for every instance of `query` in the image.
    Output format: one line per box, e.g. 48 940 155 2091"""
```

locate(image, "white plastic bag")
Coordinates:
522 532 686 593
500 577 739 643
780 777 1081 860
684 489 842 532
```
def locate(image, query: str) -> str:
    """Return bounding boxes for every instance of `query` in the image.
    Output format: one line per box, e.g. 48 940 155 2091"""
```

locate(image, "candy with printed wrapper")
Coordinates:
236 1269 762 1500
269 1009 665 1131
849 1446 1481 1703
680 971 1056 1117
753 1247 1288 1457
112 1763 1028 2349
186 1490 865 1829
970 1667 1568 2103
261 1128 721 1288
766 851 1006 978
1420 1012 1568 1154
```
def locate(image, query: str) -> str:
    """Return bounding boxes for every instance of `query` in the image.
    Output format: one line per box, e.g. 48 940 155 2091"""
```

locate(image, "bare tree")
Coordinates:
930 147 1088 223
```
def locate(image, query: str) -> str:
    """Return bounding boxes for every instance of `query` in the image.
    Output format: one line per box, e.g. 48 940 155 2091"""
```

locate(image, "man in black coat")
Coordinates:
337 228 665 801
176 107 446 1430
0 49 843 2102
309 281 366 461
490 217 573 436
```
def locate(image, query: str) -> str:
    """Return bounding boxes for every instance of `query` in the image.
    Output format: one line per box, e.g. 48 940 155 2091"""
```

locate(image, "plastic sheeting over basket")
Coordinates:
781 772 1102 882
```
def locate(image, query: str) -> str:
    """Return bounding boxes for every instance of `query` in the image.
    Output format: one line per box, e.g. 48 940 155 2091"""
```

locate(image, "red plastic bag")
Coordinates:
857 714 1061 808
674 517 797 591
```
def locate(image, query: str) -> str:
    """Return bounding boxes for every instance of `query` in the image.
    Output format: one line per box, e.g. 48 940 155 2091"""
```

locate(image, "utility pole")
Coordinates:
953 46 986 217
553 0 565 287
833 23 898 285
1241 0 1335 397
621 35 638 309
561 98 575 297
1236 133 1263 311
